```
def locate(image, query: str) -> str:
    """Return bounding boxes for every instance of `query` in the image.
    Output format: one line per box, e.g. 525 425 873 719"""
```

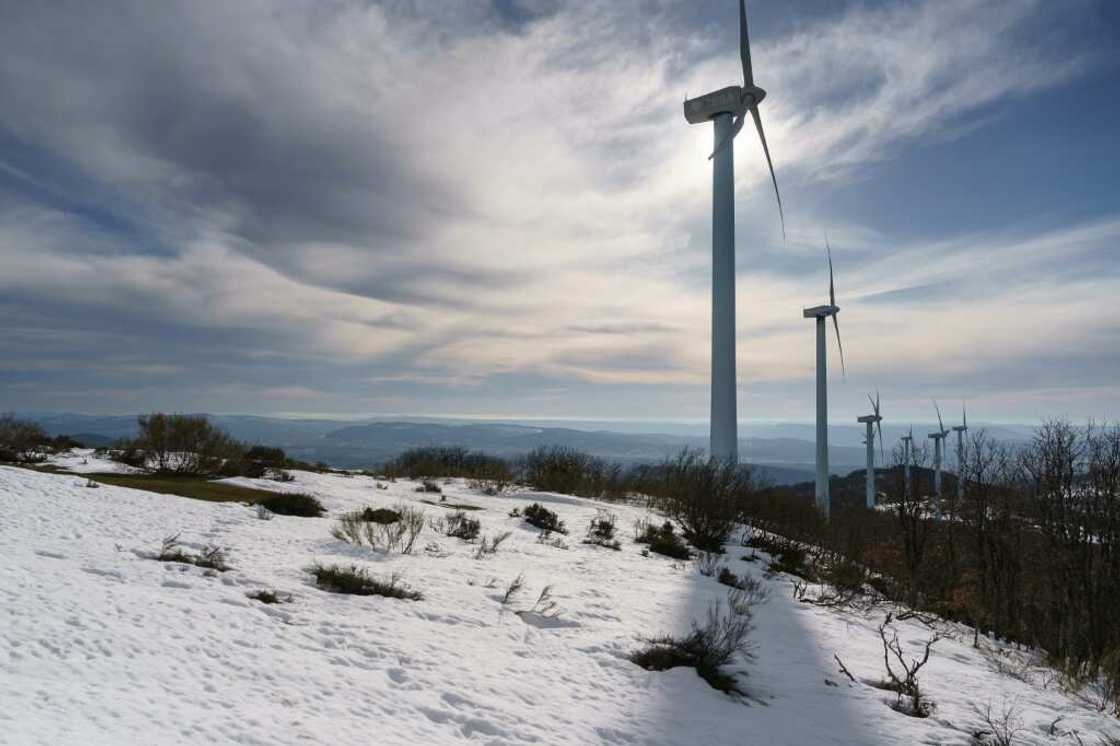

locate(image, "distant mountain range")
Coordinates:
19 412 1038 487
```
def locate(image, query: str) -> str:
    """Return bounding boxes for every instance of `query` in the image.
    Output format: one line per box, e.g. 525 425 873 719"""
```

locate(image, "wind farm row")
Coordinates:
689 0 976 521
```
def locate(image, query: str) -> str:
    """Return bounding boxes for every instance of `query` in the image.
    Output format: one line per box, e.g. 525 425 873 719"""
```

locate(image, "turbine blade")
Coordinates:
877 421 885 464
832 314 846 377
707 111 746 161
867 392 876 412
740 0 754 88
826 236 836 308
750 105 785 241
934 399 945 435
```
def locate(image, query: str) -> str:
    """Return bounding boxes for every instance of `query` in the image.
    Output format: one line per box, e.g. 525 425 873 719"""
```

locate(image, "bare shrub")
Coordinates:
632 593 759 694
876 612 942 717
500 572 526 611
634 518 691 559
584 510 621 550
520 446 628 499
127 413 246 476
638 450 754 553
428 510 481 541
0 415 49 462
156 534 230 572
696 551 723 577
522 503 567 534
331 503 425 554
474 531 513 559
971 698 1025 746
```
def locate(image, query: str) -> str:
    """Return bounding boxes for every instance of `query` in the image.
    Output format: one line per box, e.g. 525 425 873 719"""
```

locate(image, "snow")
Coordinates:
44 448 144 475
1 452 1117 745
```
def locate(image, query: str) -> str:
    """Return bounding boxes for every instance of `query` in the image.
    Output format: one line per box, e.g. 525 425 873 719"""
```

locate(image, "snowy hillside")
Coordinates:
1 454 1116 745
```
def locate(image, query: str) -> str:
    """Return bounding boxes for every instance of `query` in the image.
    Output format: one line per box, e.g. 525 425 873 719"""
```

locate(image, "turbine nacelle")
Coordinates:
857 415 882 423
684 86 760 125
803 304 839 319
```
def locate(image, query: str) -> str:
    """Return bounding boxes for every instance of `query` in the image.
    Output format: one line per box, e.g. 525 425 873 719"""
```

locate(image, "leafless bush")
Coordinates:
127 413 246 476
970 698 1025 746
639 450 754 553
428 510 481 541
631 594 758 694
877 612 942 717
331 502 425 554
474 531 513 559
696 551 723 577
584 510 621 550
500 572 526 615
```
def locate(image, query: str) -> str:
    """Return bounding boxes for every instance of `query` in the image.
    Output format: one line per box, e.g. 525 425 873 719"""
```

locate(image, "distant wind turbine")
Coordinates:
928 401 951 519
683 0 784 464
952 403 968 504
857 391 884 509
900 426 914 500
803 239 845 518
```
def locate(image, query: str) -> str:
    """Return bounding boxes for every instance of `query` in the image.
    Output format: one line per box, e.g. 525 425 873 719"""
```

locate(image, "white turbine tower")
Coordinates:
900 426 914 500
952 403 968 503
928 401 951 519
803 240 845 518
857 391 884 509
683 0 784 464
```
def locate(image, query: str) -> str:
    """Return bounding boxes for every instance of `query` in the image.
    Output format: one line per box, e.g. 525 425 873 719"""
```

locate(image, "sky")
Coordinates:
1 0 1118 426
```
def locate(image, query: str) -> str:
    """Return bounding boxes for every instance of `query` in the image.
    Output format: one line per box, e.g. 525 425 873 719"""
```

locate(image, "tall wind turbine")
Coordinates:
683 0 784 464
803 240 844 518
952 403 968 504
857 391 884 509
928 401 951 519
901 426 914 500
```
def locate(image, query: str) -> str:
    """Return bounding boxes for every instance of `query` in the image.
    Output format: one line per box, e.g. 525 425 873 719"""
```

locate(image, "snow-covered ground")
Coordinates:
44 448 143 475
2 453 1117 745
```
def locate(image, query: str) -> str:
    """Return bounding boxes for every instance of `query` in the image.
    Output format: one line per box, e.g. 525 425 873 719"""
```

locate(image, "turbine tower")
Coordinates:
803 240 844 518
901 426 914 500
683 0 783 464
857 391 884 509
928 401 951 519
952 403 968 503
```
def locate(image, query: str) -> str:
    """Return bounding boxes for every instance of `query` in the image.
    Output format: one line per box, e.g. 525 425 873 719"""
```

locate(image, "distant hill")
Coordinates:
22 412 1027 487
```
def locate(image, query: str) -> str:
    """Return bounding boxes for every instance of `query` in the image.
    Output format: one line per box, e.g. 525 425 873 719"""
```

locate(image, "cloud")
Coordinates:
0 0 1114 420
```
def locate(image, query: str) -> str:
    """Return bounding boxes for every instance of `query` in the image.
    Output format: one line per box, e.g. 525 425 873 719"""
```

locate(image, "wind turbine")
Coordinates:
900 426 914 500
803 240 844 518
928 401 951 519
952 403 968 504
683 0 784 464
857 391 884 509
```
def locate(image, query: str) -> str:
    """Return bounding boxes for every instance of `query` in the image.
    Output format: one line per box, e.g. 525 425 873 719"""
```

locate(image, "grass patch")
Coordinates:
247 590 292 604
306 563 422 600
79 473 288 504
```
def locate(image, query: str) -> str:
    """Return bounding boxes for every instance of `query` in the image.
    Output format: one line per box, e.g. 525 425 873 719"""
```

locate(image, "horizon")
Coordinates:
2 1 1118 425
